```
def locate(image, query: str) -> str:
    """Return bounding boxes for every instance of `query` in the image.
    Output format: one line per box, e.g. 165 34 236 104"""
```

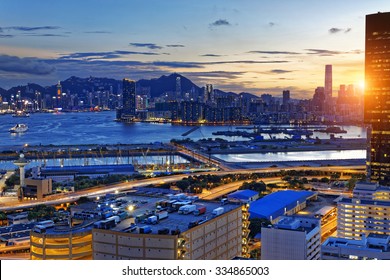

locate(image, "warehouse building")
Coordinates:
92 192 250 260
227 189 259 204
248 190 317 223
33 164 136 182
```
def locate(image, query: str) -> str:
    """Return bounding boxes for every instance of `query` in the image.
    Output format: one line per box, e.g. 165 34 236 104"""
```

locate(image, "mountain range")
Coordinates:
0 73 259 101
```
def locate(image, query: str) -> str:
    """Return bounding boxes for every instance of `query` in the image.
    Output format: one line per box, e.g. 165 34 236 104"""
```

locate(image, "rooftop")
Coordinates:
0 223 35 241
338 197 390 207
227 189 258 200
249 190 316 220
271 215 320 233
41 164 135 173
73 190 243 235
323 234 390 252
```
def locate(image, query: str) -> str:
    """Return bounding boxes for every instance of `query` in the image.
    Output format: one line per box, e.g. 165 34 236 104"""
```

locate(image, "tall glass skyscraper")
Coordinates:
365 12 390 185
122 78 136 117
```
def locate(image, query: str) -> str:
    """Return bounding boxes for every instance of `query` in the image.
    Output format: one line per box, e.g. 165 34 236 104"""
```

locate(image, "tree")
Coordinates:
239 181 266 194
320 177 330 183
27 205 56 221
175 180 190 191
248 218 271 238
5 173 20 188
346 178 357 190
330 173 341 180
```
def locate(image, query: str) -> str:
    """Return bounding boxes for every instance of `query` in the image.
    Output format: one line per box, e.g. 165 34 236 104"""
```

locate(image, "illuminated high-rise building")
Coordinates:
175 76 181 99
365 12 390 185
324 65 332 99
204 84 214 103
282 90 290 108
56 81 62 97
324 65 334 114
122 78 136 117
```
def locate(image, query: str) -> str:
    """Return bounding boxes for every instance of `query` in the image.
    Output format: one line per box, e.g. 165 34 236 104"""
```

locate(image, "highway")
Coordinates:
0 165 362 211
199 178 282 200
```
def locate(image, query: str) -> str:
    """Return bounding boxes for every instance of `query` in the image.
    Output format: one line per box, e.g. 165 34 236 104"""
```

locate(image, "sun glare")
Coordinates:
358 80 365 89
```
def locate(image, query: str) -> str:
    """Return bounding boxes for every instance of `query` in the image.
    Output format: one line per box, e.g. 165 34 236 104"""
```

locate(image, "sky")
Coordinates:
0 0 389 98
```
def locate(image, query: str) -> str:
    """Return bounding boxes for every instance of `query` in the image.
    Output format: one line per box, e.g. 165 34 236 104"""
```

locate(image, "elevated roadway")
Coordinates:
0 165 362 211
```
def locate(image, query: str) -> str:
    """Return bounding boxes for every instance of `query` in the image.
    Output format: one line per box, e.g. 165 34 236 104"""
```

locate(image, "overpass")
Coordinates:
0 164 363 212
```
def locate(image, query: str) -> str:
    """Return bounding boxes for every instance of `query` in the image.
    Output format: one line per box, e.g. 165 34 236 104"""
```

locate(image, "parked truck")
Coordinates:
212 207 224 217
107 215 121 224
139 226 152 234
156 211 168 220
146 215 158 225
178 204 197 214
194 206 206 216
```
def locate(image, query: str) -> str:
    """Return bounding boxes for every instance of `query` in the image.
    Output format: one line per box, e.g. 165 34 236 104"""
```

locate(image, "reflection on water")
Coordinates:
0 111 367 148
0 155 189 170
214 149 366 162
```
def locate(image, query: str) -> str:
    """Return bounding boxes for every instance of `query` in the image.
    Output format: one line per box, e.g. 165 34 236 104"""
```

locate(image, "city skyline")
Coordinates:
1 1 390 98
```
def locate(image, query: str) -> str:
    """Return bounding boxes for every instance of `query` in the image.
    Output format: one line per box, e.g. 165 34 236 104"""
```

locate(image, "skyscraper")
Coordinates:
365 12 390 185
324 65 333 114
122 78 136 117
282 90 290 109
175 76 182 99
56 81 62 97
204 84 214 104
324 65 332 99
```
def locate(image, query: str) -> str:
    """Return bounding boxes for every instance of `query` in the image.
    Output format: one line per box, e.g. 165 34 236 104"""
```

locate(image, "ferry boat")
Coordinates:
12 111 30 117
9 124 28 133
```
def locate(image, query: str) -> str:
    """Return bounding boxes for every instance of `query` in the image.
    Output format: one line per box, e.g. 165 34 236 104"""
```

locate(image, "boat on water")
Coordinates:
9 124 28 133
314 126 347 134
12 111 30 117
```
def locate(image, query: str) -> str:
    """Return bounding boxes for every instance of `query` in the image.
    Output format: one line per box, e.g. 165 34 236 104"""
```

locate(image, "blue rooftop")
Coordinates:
228 189 258 200
249 190 315 220
41 164 135 174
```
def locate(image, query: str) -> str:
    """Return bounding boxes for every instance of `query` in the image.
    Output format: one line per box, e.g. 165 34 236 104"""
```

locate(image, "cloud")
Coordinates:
152 61 203 68
248 50 300 55
129 43 163 49
151 59 289 69
115 50 160 56
305 49 362 56
0 34 14 38
268 22 276 27
202 60 289 65
269 69 292 74
210 19 231 27
84 31 112 34
305 49 343 56
184 71 244 80
0 54 55 75
24 33 68 37
329 28 342 34
166 44 185 48
200 54 224 57
328 27 352 34
59 50 160 60
52 55 289 72
4 26 60 31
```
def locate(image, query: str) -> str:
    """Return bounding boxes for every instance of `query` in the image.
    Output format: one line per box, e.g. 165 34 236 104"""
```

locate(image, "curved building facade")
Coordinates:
30 227 92 260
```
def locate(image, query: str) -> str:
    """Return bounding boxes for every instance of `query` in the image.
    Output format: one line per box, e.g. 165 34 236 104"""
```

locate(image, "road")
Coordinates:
0 165 362 211
199 178 282 200
0 173 192 211
321 216 338 242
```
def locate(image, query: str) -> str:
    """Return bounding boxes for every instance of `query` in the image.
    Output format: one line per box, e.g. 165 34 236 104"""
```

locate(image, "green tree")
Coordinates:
320 177 330 183
346 178 358 190
5 173 20 188
248 218 271 238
